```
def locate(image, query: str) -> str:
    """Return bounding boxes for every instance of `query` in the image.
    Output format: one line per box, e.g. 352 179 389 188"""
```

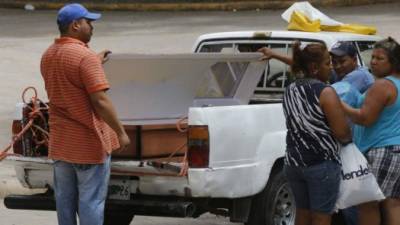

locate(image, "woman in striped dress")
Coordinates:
281 41 351 225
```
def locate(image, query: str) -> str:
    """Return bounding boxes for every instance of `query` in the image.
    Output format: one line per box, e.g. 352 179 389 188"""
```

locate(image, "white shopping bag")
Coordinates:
335 143 385 210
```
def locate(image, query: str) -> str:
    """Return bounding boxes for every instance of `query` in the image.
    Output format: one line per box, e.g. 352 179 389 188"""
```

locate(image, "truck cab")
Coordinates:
194 30 379 103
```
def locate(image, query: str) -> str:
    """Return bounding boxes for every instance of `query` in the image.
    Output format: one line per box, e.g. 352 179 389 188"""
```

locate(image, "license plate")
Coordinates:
108 179 135 200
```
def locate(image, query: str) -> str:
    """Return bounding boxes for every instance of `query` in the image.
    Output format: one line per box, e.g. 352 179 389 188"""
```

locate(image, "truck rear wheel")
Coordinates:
104 212 134 225
246 169 296 225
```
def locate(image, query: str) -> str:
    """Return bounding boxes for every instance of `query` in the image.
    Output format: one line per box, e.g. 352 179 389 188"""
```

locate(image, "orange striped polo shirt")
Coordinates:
40 37 119 164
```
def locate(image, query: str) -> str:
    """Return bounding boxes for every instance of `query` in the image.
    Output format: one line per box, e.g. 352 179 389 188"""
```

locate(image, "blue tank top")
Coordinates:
354 76 400 152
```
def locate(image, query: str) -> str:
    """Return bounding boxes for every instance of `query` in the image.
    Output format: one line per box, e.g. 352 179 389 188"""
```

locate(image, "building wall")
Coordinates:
0 0 396 11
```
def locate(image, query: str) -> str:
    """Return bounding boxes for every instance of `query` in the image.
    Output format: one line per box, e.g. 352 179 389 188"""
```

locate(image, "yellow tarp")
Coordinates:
288 10 321 32
336 24 376 35
287 10 376 35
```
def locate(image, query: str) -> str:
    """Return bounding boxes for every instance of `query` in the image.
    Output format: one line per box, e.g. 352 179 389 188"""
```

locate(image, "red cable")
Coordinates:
0 87 48 161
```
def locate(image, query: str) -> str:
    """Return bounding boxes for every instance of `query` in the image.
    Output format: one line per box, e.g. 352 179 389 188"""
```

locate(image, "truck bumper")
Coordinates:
3 156 273 198
4 194 196 217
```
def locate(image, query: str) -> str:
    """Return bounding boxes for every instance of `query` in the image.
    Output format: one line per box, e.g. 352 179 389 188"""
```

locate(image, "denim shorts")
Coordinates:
284 160 341 214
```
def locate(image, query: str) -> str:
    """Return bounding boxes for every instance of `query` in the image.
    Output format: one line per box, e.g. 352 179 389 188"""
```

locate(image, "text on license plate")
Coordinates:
108 179 137 200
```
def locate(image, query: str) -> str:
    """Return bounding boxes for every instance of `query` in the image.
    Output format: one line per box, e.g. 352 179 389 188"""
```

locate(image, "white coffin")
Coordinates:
103 53 266 125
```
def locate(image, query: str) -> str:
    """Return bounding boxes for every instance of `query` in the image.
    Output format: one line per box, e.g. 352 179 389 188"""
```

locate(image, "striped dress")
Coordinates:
283 78 341 167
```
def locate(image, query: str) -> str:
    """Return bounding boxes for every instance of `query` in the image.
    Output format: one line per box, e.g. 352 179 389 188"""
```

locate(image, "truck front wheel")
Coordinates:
246 169 296 225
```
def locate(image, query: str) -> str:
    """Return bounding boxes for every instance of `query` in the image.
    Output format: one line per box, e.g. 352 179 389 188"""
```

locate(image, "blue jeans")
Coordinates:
53 155 111 225
284 160 341 214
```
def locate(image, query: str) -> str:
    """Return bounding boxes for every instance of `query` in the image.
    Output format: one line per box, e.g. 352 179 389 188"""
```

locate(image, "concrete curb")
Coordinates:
0 0 396 11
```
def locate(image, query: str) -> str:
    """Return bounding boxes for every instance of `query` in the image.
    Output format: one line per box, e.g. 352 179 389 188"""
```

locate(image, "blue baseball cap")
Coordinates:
330 42 357 57
57 3 101 26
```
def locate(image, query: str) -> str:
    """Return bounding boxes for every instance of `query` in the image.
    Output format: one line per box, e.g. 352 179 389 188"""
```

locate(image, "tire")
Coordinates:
104 212 134 225
246 169 296 225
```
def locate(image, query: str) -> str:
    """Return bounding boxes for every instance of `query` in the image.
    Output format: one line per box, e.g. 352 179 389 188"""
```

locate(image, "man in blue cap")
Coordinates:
330 42 374 94
41 3 130 225
330 42 376 225
56 3 101 43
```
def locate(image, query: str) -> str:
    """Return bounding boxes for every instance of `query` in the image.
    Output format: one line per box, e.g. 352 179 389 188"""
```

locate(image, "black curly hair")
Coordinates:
291 41 328 78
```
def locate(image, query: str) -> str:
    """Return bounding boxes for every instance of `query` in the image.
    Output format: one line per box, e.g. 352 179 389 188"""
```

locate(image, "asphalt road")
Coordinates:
0 2 399 225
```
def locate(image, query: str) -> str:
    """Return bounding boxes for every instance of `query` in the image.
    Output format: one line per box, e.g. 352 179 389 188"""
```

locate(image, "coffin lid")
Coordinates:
104 53 266 125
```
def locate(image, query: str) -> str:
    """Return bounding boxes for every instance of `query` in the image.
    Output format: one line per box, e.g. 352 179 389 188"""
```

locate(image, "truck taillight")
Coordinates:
188 125 209 168
12 120 23 155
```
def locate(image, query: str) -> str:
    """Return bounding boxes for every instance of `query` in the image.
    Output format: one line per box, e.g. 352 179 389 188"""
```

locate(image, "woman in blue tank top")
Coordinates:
342 37 400 225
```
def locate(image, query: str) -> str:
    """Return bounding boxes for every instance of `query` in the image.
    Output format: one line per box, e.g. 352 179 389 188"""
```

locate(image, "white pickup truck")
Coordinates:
3 30 381 225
